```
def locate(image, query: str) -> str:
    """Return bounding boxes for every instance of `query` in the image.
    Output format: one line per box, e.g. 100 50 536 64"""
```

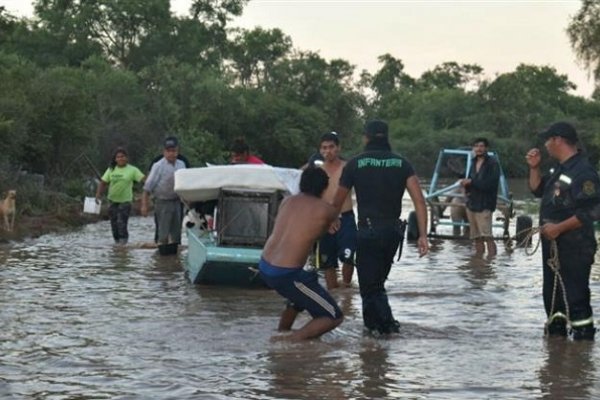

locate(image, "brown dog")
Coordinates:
0 190 16 232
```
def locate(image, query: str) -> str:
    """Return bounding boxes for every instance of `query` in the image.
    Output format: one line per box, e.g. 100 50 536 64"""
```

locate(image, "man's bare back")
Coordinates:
262 193 337 268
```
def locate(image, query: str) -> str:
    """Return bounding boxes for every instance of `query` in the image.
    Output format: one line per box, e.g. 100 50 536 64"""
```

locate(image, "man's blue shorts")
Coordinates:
259 258 343 319
318 210 357 269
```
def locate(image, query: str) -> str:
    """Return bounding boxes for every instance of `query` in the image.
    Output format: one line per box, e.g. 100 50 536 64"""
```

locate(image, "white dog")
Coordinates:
0 190 16 232
183 208 204 231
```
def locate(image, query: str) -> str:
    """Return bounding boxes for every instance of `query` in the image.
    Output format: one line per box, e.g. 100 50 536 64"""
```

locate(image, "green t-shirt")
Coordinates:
101 164 145 203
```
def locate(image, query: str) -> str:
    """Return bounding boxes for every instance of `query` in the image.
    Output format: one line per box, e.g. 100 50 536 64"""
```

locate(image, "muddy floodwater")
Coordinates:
1 186 599 399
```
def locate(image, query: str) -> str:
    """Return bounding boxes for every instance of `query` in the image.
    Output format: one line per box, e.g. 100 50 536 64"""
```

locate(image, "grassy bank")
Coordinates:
0 204 100 243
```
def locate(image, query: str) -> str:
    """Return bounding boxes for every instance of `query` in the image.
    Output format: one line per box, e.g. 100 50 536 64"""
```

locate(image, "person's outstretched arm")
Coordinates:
406 175 429 257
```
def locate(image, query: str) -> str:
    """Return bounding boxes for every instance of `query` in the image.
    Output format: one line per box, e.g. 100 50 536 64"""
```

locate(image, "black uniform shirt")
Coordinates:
532 152 600 230
340 142 415 221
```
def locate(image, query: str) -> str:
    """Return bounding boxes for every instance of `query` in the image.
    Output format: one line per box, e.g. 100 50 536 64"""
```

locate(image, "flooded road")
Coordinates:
1 203 599 399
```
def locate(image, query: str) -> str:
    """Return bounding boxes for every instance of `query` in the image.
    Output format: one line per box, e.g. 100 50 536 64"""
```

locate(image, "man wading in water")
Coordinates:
307 131 357 289
259 167 343 341
460 138 500 257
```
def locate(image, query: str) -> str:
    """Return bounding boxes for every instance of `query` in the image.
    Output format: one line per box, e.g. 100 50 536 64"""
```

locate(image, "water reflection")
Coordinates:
108 244 134 268
355 341 393 399
538 338 597 399
457 254 497 289
265 344 351 400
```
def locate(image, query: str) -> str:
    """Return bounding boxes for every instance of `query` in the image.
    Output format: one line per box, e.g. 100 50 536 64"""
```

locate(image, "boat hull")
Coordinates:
185 228 267 288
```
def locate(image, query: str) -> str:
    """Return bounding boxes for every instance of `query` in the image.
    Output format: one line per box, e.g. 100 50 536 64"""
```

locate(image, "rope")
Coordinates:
516 226 572 333
515 226 541 256
544 239 571 334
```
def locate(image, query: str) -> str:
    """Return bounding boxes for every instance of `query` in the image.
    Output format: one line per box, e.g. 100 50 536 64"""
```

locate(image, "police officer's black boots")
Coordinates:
545 320 568 337
570 324 596 341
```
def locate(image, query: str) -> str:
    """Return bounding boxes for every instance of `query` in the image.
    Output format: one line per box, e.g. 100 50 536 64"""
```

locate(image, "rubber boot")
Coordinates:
570 324 596 341
545 320 567 337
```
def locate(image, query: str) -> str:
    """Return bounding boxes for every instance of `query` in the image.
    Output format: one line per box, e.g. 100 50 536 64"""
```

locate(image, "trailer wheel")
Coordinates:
515 215 533 246
407 211 419 241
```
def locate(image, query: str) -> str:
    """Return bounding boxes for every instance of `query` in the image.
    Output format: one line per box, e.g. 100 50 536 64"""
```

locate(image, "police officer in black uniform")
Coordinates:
526 121 600 340
332 119 429 335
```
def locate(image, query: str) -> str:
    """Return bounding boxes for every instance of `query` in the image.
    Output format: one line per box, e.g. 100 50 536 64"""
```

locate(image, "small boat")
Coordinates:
174 164 301 287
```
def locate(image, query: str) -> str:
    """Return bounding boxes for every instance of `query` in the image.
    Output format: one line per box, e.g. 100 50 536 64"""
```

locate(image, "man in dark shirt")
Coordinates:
526 121 600 340
332 119 428 335
460 138 500 256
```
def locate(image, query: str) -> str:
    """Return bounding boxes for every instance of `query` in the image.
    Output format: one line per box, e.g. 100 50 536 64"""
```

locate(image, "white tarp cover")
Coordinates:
174 164 302 202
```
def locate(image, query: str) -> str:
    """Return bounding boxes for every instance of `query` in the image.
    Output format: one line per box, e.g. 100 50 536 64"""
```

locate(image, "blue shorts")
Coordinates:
318 210 357 269
259 258 343 319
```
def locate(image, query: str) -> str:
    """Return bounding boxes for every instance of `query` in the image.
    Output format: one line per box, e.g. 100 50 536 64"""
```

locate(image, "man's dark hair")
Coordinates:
231 137 250 154
472 137 489 147
300 167 329 198
320 131 339 146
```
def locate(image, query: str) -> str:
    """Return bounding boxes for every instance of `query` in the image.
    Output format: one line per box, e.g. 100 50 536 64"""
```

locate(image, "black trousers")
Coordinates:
356 221 403 333
541 228 595 324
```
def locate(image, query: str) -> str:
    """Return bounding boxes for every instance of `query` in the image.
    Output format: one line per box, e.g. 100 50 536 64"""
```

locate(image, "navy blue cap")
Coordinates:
164 136 179 148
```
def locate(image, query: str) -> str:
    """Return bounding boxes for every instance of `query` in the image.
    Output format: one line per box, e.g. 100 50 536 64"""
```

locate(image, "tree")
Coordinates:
1 5 101 67
476 64 575 138
189 0 248 27
265 51 364 145
370 53 414 98
34 0 172 67
0 52 36 167
410 89 479 131
80 56 153 167
25 66 96 176
418 62 483 91
229 27 292 87
568 0 600 90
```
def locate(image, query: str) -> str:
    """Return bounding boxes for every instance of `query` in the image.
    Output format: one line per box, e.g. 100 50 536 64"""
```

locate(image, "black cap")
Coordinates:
164 136 179 149
320 131 339 145
539 122 578 143
364 119 388 138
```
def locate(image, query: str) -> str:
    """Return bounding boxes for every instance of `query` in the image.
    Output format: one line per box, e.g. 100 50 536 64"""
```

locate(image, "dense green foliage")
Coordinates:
1 0 599 206
568 0 600 97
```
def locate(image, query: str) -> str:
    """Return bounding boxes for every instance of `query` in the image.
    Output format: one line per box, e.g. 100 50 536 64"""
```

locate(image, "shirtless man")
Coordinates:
306 132 357 289
259 167 344 341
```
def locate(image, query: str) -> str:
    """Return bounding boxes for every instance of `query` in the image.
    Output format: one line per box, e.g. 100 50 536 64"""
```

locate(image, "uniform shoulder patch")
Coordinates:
582 180 596 196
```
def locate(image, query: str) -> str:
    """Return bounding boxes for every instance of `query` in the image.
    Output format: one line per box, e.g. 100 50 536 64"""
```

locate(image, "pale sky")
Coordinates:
3 0 595 97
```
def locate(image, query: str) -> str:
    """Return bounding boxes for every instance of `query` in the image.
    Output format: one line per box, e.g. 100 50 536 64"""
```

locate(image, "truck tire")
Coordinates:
407 211 419 241
515 215 533 246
